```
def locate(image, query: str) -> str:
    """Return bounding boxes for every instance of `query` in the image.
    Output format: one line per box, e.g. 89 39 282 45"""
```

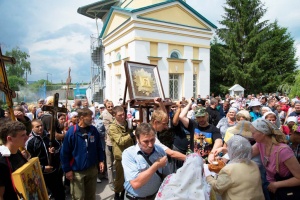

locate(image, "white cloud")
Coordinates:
1 0 299 85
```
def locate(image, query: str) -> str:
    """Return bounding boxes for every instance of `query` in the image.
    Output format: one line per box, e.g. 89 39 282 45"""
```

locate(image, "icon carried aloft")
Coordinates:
124 61 165 100
133 68 156 96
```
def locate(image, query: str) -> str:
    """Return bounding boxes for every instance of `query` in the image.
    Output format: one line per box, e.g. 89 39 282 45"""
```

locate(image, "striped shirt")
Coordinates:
122 143 170 197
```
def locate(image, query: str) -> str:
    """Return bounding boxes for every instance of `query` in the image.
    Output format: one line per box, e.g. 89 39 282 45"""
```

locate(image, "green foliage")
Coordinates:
289 70 300 98
5 47 31 78
211 0 298 95
7 75 26 91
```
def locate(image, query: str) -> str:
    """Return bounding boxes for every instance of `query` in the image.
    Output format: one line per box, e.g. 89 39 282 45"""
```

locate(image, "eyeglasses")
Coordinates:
107 106 113 108
100 107 105 109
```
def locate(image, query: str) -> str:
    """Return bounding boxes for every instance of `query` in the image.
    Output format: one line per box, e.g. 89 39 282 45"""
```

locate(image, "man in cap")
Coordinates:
180 100 222 163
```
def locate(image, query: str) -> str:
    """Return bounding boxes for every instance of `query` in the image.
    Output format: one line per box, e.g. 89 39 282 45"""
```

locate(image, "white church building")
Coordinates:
78 0 216 103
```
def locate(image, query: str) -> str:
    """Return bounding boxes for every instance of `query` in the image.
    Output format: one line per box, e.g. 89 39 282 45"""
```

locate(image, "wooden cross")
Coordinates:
42 93 67 165
0 46 16 121
65 67 71 108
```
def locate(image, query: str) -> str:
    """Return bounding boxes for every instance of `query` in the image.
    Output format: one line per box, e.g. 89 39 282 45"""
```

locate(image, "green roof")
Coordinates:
78 0 217 37
77 0 120 19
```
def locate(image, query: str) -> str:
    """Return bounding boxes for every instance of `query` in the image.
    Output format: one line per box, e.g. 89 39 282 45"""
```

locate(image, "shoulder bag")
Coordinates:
274 146 300 200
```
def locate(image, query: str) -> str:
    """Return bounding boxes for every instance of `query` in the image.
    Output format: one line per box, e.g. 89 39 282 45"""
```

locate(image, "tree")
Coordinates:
289 70 300 98
7 75 26 91
5 47 31 78
214 0 298 94
210 37 230 96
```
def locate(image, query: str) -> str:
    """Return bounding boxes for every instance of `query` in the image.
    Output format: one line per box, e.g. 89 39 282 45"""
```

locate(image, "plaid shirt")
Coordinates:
289 143 300 163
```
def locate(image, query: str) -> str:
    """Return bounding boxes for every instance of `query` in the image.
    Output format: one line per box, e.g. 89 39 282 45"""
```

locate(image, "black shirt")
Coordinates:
0 151 27 200
206 106 221 126
188 119 221 159
172 121 194 153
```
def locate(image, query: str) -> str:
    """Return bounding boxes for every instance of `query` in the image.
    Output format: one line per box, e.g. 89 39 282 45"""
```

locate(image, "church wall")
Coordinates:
183 45 194 99
157 42 169 98
199 47 210 97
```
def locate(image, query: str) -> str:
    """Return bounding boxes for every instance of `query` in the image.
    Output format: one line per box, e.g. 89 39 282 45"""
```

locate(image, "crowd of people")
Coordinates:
0 92 300 200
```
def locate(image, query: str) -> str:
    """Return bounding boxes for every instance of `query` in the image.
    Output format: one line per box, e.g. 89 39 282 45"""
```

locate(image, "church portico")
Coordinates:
78 0 216 103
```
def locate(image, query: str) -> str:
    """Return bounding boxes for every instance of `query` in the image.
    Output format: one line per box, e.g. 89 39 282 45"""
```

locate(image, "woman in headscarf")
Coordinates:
251 119 300 198
155 153 210 200
281 116 297 135
205 135 264 200
262 111 278 126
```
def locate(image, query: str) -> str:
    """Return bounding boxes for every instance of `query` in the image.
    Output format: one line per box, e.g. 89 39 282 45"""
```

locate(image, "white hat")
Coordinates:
99 104 105 108
250 100 261 107
69 112 78 118
262 111 277 119
230 100 236 104
286 116 297 124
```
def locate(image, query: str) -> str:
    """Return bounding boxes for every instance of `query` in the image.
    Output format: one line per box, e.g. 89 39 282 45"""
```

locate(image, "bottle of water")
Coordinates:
127 102 133 129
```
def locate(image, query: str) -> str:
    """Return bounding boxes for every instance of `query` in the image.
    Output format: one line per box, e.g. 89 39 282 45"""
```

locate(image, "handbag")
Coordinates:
274 146 300 200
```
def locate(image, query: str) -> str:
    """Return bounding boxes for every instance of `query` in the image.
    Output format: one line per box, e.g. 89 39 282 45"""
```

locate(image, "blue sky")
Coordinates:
0 0 299 83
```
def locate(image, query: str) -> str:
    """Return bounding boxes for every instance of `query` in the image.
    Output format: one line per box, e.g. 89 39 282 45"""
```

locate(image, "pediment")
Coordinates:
103 12 131 37
139 4 210 30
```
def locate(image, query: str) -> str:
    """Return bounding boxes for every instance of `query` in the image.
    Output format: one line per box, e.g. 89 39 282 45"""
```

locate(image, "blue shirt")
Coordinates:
122 143 170 197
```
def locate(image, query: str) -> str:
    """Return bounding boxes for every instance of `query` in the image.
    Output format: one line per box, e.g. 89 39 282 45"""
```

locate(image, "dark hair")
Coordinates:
112 106 124 115
135 123 156 139
77 108 93 118
0 121 26 144
58 113 66 119
13 105 25 113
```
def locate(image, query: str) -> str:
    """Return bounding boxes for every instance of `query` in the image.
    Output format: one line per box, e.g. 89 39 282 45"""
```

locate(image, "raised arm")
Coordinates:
179 100 193 128
172 101 181 126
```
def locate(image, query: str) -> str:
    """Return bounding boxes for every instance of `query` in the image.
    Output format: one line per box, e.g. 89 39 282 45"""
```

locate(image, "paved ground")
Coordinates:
66 179 115 200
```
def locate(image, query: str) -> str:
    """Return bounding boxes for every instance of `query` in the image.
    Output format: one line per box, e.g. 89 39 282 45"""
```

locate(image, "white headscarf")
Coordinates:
155 153 210 200
227 135 252 164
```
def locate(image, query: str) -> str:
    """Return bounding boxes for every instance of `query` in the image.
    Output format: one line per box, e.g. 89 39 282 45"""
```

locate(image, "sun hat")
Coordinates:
194 107 207 117
249 99 261 107
226 120 253 139
236 110 251 121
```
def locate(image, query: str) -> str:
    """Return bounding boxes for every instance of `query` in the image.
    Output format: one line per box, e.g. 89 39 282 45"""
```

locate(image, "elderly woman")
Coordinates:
251 119 300 198
216 107 238 138
261 106 272 116
156 153 210 200
262 111 278 126
206 135 264 200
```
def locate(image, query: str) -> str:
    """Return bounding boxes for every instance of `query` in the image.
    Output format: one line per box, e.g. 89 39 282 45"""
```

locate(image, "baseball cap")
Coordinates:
194 107 207 117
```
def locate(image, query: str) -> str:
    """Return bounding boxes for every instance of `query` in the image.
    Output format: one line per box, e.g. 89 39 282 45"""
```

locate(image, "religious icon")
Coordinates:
12 157 48 200
124 61 165 100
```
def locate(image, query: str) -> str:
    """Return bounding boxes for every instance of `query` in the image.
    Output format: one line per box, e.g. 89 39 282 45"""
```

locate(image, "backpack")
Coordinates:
94 119 106 138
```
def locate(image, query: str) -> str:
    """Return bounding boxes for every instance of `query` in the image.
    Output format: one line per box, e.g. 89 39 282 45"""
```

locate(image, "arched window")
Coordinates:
170 50 181 59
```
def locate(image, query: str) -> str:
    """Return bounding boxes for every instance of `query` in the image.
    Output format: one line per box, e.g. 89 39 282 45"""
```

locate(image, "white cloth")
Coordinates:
155 153 210 200
0 145 11 157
